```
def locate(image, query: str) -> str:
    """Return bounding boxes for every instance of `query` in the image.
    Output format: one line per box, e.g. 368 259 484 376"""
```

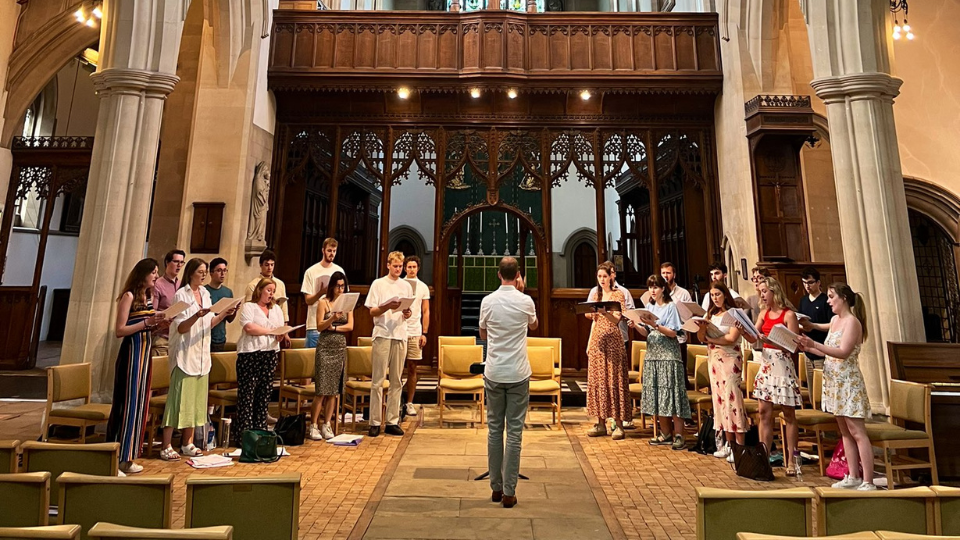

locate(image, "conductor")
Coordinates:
478 256 538 509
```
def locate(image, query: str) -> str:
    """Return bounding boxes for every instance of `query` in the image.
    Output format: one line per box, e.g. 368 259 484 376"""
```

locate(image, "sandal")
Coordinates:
159 447 180 461
180 443 203 457
586 424 608 437
649 433 672 446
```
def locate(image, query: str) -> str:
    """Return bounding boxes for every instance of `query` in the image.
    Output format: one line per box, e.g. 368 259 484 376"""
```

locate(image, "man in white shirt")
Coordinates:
245 249 289 323
661 261 692 368
301 238 345 348
700 262 741 311
402 255 430 417
364 251 413 437
479 257 538 509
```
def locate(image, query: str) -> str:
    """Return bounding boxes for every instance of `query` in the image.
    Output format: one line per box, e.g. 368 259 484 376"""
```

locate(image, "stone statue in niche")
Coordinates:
245 161 270 255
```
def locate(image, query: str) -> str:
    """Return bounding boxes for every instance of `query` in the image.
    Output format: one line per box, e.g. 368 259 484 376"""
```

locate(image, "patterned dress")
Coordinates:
315 311 348 396
821 329 871 418
106 300 154 463
708 313 747 433
640 302 692 419
753 309 803 407
586 290 632 422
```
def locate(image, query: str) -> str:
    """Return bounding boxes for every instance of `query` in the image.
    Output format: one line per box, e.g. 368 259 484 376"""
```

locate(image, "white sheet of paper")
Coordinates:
682 317 726 339
267 324 305 336
795 312 811 321
330 292 360 313
720 308 759 338
327 434 363 445
274 296 288 306
210 296 242 314
623 309 657 326
380 296 415 312
679 302 706 320
317 275 330 294
161 301 190 319
767 323 799 353
226 447 291 457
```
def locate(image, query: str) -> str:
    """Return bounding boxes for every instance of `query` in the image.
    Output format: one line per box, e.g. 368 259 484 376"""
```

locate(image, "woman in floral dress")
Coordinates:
798 283 874 490
584 262 632 441
696 281 746 461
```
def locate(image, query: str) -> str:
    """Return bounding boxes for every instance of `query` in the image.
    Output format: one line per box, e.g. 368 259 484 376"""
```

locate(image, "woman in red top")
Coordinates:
741 277 803 475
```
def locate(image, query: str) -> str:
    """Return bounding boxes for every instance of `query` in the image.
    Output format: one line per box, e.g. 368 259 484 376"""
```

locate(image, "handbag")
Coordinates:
826 439 863 480
274 414 306 446
690 414 717 455
732 441 776 482
239 429 282 463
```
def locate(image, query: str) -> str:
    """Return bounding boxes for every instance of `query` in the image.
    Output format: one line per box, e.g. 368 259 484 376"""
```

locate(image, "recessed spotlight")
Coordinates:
580 90 592 101
470 88 481 99
85 18 95 27
507 88 518 99
93 7 102 18
75 9 85 22
397 87 411 99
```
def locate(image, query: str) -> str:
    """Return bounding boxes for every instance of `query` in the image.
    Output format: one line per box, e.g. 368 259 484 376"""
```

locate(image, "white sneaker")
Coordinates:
856 482 878 491
713 445 730 459
321 423 335 440
119 461 143 474
832 475 862 489
405 403 417 417
266 414 278 424
307 424 324 441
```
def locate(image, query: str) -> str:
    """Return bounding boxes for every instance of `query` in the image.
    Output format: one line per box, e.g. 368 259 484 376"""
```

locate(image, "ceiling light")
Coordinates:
93 7 102 18
470 88 481 99
906 31 915 39
75 9 85 22
85 18 95 27
397 87 411 99
507 88 518 99
580 90 591 101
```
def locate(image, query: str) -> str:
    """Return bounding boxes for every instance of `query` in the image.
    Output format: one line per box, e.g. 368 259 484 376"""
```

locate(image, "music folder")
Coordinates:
576 301 622 314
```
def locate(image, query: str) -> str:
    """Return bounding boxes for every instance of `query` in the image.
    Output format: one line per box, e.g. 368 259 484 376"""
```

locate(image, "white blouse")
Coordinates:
237 302 284 353
168 286 214 376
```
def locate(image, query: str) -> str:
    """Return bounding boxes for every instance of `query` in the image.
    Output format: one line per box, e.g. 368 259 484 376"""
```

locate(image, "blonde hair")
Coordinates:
252 277 277 308
387 251 405 265
761 277 790 311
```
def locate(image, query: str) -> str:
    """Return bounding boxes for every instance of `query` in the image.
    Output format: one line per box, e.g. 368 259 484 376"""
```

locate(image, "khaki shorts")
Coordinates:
406 335 423 361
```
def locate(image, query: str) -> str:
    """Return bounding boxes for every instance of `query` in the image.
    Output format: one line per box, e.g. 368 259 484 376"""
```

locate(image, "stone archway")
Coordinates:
561 227 599 288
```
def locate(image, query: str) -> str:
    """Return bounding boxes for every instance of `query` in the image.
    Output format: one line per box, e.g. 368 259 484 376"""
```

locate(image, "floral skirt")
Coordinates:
709 346 747 433
753 349 803 408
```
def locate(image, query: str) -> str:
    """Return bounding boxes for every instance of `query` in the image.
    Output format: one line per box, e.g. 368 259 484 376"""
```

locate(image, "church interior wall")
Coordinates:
0 1 20 209
253 0 278 134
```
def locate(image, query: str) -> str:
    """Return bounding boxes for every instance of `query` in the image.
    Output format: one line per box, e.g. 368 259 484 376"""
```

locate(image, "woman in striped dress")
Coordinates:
107 258 169 474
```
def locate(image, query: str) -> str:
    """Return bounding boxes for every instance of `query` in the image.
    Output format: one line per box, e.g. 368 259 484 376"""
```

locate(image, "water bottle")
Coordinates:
221 418 232 450
793 450 803 481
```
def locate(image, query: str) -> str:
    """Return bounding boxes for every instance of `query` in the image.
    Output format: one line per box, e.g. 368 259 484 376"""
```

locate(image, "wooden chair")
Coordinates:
737 534 879 540
526 337 561 380
781 368 836 475
19 442 119 505
687 354 712 429
0 472 50 527
742 361 764 424
437 336 477 370
221 342 238 352
208 352 239 435
279 349 329 427
875 533 960 540
145 357 170 458
437 344 485 428
57 472 173 540
88 523 232 540
343 346 381 432
628 343 648 430
41 364 112 443
696 487 815 540
686 343 708 388
865 379 939 488
798 352 810 408
288 338 307 349
931 486 960 535
0 440 19 473
629 340 646 382
526 346 561 424
357 337 373 347
0 525 81 539
184 474 300 540
815 486 937 536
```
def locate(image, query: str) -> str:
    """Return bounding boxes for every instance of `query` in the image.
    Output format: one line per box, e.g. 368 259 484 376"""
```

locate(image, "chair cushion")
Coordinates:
687 390 712 404
208 388 238 402
281 384 316 396
439 379 484 392
865 423 930 441
345 380 389 392
529 380 561 393
629 382 643 396
786 409 835 425
554 367 562 377
50 403 112 421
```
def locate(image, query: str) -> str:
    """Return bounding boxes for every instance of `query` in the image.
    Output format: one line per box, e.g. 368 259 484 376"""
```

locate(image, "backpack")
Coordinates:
690 414 717 455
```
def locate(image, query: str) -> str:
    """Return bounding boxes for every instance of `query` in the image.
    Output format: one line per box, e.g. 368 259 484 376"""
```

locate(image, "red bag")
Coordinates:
826 439 864 480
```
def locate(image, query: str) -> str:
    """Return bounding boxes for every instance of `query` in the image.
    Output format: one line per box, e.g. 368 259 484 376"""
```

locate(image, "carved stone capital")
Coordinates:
91 68 180 98
810 72 903 105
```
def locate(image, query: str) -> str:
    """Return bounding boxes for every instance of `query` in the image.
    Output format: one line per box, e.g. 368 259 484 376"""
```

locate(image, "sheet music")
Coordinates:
330 292 360 313
623 309 658 326
161 301 190 319
380 296 415 312
767 323 799 353
267 324 305 336
720 308 759 338
317 275 330 293
576 301 622 314
274 296 288 306
210 297 242 314
682 317 725 339
677 301 706 321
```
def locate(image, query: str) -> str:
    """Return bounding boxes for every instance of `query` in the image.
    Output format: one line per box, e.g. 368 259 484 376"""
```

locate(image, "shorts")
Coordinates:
406 335 423 361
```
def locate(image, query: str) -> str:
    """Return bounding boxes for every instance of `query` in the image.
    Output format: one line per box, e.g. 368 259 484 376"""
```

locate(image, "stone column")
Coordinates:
805 0 924 411
60 0 187 399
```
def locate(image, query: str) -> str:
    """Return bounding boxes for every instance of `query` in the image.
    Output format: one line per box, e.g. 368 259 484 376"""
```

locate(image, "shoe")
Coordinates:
832 475 862 489
856 482 878 491
649 433 672 446
492 490 503 503
713 445 731 459
118 470 126 477
622 420 636 430
180 443 202 457
726 451 735 463
671 435 685 450
612 427 625 441
384 424 404 436
159 447 180 461
119 461 143 474
321 423 335 440
502 495 517 508
405 403 418 417
586 424 608 437
307 424 324 441
368 425 381 437
266 414 278 424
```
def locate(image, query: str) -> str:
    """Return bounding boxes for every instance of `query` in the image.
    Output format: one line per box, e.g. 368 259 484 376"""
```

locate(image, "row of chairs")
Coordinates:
737 533 960 540
697 485 960 540
0 524 233 540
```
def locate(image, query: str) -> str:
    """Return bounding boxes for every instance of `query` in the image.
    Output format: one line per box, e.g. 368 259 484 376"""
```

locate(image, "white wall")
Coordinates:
388 162 435 246
551 170 597 253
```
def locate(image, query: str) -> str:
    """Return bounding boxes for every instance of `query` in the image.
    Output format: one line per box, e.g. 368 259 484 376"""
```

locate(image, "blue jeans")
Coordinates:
485 377 529 497
305 329 320 349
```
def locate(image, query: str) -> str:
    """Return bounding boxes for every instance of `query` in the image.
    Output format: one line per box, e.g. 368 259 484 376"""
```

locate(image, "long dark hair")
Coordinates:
646 274 672 303
829 282 868 339
325 271 348 301
705 281 737 318
118 258 159 307
179 258 208 289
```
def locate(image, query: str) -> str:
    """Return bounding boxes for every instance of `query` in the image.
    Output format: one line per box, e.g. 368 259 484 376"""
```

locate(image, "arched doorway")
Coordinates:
908 209 960 343
572 241 597 288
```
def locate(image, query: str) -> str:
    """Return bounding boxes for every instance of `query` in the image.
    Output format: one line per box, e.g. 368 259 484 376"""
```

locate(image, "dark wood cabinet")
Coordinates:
190 202 225 254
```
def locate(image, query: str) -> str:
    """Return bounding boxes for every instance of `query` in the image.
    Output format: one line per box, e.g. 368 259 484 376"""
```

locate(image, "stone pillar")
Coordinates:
60 0 187 399
805 0 924 411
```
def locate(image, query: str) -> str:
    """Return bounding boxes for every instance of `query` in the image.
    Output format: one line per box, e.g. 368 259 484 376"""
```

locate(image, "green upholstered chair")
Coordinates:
87 523 232 540
696 487 815 540
184 474 300 540
876 533 960 540
866 380 938 488
19 442 119 506
41 364 112 443
737 533 879 540
0 440 19 474
57 472 173 540
0 525 81 539
815 486 937 536
932 486 960 535
0 472 51 527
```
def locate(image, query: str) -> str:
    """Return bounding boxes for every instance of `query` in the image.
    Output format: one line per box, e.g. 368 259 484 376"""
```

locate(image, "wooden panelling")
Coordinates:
756 262 846 310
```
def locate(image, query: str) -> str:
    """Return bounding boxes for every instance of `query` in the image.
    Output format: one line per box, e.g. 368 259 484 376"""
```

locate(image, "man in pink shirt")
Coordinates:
151 249 185 357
